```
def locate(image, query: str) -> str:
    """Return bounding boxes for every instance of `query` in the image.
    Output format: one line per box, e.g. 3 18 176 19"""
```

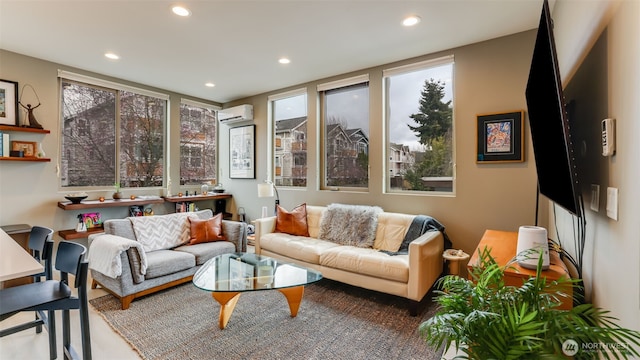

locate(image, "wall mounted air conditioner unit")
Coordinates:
218 104 253 124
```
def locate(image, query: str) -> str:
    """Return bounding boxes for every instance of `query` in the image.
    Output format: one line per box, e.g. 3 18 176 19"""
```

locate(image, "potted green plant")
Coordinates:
420 247 640 359
113 182 122 200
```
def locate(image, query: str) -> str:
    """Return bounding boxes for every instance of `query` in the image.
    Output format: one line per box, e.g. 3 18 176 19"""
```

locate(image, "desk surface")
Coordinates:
0 229 44 281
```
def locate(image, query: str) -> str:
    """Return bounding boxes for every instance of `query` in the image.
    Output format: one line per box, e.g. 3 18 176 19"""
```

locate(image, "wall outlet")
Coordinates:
590 184 600 212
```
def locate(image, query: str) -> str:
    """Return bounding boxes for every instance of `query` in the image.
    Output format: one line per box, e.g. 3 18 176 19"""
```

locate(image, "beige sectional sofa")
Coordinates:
254 204 445 315
88 209 247 309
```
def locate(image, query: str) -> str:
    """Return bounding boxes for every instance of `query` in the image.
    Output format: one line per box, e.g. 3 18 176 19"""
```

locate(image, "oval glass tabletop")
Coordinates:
193 252 323 293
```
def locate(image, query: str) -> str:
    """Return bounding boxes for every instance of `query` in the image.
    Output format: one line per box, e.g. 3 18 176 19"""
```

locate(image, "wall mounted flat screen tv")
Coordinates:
525 0 581 217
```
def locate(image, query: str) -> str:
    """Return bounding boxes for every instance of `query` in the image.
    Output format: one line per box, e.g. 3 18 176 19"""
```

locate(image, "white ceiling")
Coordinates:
0 0 550 104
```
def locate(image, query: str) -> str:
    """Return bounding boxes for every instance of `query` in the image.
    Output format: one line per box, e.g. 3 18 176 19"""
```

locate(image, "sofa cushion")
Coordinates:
319 247 409 283
129 212 193 252
305 206 325 239
144 250 195 280
373 212 415 252
318 204 382 248
188 213 225 245
260 233 340 264
275 203 309 236
174 241 236 265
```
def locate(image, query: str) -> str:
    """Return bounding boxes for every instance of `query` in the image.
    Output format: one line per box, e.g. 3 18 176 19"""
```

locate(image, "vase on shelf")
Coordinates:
201 183 209 195
113 192 123 200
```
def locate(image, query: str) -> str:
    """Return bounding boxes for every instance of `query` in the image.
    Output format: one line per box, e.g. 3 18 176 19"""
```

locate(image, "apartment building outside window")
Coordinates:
383 56 454 193
270 89 307 187
318 75 369 190
179 99 218 185
60 72 167 189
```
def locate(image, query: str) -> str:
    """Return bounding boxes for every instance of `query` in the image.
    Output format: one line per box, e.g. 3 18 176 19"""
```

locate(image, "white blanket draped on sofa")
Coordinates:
88 234 147 278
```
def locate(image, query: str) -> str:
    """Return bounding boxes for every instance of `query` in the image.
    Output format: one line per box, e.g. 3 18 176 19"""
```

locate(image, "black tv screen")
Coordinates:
525 0 581 216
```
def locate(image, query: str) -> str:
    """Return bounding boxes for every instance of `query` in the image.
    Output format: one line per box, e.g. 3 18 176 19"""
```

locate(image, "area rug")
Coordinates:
90 279 443 360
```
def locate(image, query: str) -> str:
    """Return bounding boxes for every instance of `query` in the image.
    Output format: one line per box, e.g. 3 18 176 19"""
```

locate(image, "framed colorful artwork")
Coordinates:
476 110 524 163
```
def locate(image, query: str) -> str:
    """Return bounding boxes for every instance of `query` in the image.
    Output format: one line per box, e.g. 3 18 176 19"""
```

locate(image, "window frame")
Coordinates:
382 56 456 195
317 74 370 192
267 88 308 188
58 70 169 191
178 98 221 187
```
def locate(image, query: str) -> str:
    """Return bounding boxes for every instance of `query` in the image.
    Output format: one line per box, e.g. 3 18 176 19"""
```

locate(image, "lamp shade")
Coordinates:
257 183 274 198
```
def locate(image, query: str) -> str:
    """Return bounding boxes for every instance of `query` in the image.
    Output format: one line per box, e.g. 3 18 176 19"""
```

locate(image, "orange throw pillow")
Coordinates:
275 203 309 236
188 213 225 245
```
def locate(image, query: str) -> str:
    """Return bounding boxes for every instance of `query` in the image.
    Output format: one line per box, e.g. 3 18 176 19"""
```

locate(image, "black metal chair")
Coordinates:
0 240 92 360
0 226 56 357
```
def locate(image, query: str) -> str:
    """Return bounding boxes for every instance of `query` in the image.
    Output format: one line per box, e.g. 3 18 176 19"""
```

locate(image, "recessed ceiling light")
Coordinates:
105 52 120 60
205 82 215 88
279 57 291 64
402 15 421 27
172 5 191 17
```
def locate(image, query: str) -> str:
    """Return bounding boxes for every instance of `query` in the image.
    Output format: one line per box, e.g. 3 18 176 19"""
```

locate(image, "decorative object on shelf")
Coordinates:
65 192 88 204
76 214 87 232
113 182 122 200
143 207 154 216
36 142 45 158
0 79 19 126
258 180 280 214
201 183 209 195
212 183 225 193
81 212 102 228
229 124 256 179
99 196 105 202
11 140 37 157
9 150 23 157
18 83 43 129
130 205 144 217
178 192 183 197
130 195 136 200
476 110 524 163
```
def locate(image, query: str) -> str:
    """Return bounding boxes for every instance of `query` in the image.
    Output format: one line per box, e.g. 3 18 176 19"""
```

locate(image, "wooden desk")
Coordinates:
0 229 43 282
469 229 573 310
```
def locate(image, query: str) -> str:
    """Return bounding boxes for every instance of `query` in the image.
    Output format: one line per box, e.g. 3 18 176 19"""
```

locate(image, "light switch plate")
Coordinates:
606 187 618 220
590 184 600 212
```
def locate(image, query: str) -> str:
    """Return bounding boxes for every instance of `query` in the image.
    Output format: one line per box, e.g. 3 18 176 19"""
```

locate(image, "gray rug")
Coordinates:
90 279 443 360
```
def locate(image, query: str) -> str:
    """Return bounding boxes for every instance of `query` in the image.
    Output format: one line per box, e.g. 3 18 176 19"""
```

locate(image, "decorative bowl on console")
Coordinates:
65 193 88 204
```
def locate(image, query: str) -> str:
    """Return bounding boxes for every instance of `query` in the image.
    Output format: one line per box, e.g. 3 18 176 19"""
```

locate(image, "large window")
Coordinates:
270 89 307 187
179 100 218 185
319 75 369 189
384 57 454 193
60 72 167 189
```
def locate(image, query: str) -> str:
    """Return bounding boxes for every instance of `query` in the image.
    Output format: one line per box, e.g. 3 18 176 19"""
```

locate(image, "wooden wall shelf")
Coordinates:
57 197 165 210
59 226 105 240
0 125 50 134
162 193 232 202
0 157 50 162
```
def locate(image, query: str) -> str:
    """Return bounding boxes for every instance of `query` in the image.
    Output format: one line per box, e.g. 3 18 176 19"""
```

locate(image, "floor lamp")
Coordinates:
257 180 279 215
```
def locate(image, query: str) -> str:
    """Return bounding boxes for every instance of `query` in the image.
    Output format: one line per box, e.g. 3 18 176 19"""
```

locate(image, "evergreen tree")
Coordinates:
408 79 452 147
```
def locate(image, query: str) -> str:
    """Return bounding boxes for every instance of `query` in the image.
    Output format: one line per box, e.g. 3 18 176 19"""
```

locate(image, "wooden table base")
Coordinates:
211 286 305 329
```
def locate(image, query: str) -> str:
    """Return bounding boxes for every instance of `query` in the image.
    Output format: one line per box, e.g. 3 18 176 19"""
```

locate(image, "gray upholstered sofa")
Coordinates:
88 209 247 309
254 204 445 315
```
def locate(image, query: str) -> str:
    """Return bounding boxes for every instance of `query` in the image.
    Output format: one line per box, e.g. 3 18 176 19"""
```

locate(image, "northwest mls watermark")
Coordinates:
562 339 634 356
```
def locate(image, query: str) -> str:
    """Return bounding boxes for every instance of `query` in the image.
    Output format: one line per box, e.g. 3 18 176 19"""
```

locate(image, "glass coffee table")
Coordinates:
193 252 322 329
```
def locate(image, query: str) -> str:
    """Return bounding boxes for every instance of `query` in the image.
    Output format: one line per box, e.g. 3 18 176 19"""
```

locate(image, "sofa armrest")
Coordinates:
407 231 445 301
221 220 248 252
253 216 276 254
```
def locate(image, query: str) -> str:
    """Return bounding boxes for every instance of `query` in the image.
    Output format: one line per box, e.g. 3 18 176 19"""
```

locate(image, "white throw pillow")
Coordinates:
129 212 192 252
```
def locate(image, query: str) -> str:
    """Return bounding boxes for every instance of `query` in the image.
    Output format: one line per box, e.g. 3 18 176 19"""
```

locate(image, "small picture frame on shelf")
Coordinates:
0 79 19 126
11 140 37 157
81 212 102 228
